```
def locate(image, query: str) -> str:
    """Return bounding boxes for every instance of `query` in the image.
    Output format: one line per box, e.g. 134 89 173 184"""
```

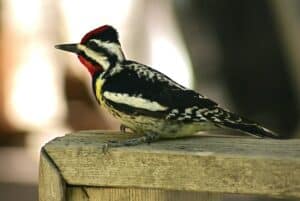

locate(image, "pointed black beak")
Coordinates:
55 43 80 54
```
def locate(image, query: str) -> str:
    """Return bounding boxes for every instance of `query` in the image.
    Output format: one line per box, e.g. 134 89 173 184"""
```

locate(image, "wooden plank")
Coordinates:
43 130 300 198
67 186 221 201
39 149 66 201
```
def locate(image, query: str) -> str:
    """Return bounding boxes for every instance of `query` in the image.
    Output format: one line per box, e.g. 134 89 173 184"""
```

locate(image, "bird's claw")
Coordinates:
120 124 128 133
102 133 159 153
102 143 109 153
102 140 123 153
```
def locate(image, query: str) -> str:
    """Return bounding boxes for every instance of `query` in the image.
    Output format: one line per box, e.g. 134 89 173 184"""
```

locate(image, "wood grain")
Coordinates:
39 149 66 201
43 130 300 198
67 187 222 201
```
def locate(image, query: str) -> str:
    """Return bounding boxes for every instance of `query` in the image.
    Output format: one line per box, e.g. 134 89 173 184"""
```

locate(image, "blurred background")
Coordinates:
0 0 300 200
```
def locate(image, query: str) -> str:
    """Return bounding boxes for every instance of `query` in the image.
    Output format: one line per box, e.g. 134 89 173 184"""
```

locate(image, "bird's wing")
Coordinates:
100 61 217 118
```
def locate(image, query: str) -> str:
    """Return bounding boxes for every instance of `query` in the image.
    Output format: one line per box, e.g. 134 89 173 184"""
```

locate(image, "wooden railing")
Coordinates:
39 131 300 201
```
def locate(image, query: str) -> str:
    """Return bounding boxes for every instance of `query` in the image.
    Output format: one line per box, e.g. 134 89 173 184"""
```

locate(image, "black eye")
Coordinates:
85 40 109 55
86 40 106 53
86 40 98 49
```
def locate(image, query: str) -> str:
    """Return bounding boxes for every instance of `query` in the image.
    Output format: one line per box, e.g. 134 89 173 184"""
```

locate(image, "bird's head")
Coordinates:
55 25 125 76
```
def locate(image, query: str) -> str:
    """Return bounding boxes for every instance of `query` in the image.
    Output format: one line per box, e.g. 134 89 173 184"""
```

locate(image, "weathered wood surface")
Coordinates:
39 150 66 201
42 130 300 198
67 187 221 201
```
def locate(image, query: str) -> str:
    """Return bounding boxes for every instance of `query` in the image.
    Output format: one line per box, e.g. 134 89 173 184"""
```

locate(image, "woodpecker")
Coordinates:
55 25 279 148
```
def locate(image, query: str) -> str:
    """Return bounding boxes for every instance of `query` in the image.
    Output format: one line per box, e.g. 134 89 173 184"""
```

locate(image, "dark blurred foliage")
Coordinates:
175 0 299 138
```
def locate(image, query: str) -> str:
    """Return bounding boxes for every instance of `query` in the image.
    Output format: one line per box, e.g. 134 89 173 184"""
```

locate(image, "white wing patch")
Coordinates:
103 91 168 111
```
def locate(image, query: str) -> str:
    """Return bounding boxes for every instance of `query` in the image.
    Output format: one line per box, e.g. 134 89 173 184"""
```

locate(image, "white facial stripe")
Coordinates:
90 39 124 61
103 91 168 111
77 44 110 70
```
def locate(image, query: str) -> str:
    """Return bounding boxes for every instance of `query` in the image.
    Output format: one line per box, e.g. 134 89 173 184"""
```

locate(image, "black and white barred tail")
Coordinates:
202 107 279 139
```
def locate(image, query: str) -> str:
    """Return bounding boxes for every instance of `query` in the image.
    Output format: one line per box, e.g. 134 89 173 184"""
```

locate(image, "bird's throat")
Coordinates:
78 55 103 76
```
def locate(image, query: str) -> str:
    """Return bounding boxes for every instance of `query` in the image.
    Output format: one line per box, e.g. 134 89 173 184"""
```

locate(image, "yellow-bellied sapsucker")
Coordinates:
55 25 279 148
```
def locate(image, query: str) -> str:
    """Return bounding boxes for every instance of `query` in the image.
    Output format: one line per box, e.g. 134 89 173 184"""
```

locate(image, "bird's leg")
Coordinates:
120 124 128 133
102 133 159 153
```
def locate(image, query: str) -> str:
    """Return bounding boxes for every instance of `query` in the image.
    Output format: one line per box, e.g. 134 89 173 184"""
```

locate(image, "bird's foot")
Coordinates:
102 133 159 153
120 124 129 133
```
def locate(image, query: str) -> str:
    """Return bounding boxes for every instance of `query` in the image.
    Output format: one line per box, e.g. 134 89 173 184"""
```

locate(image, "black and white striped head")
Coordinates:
55 25 125 76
